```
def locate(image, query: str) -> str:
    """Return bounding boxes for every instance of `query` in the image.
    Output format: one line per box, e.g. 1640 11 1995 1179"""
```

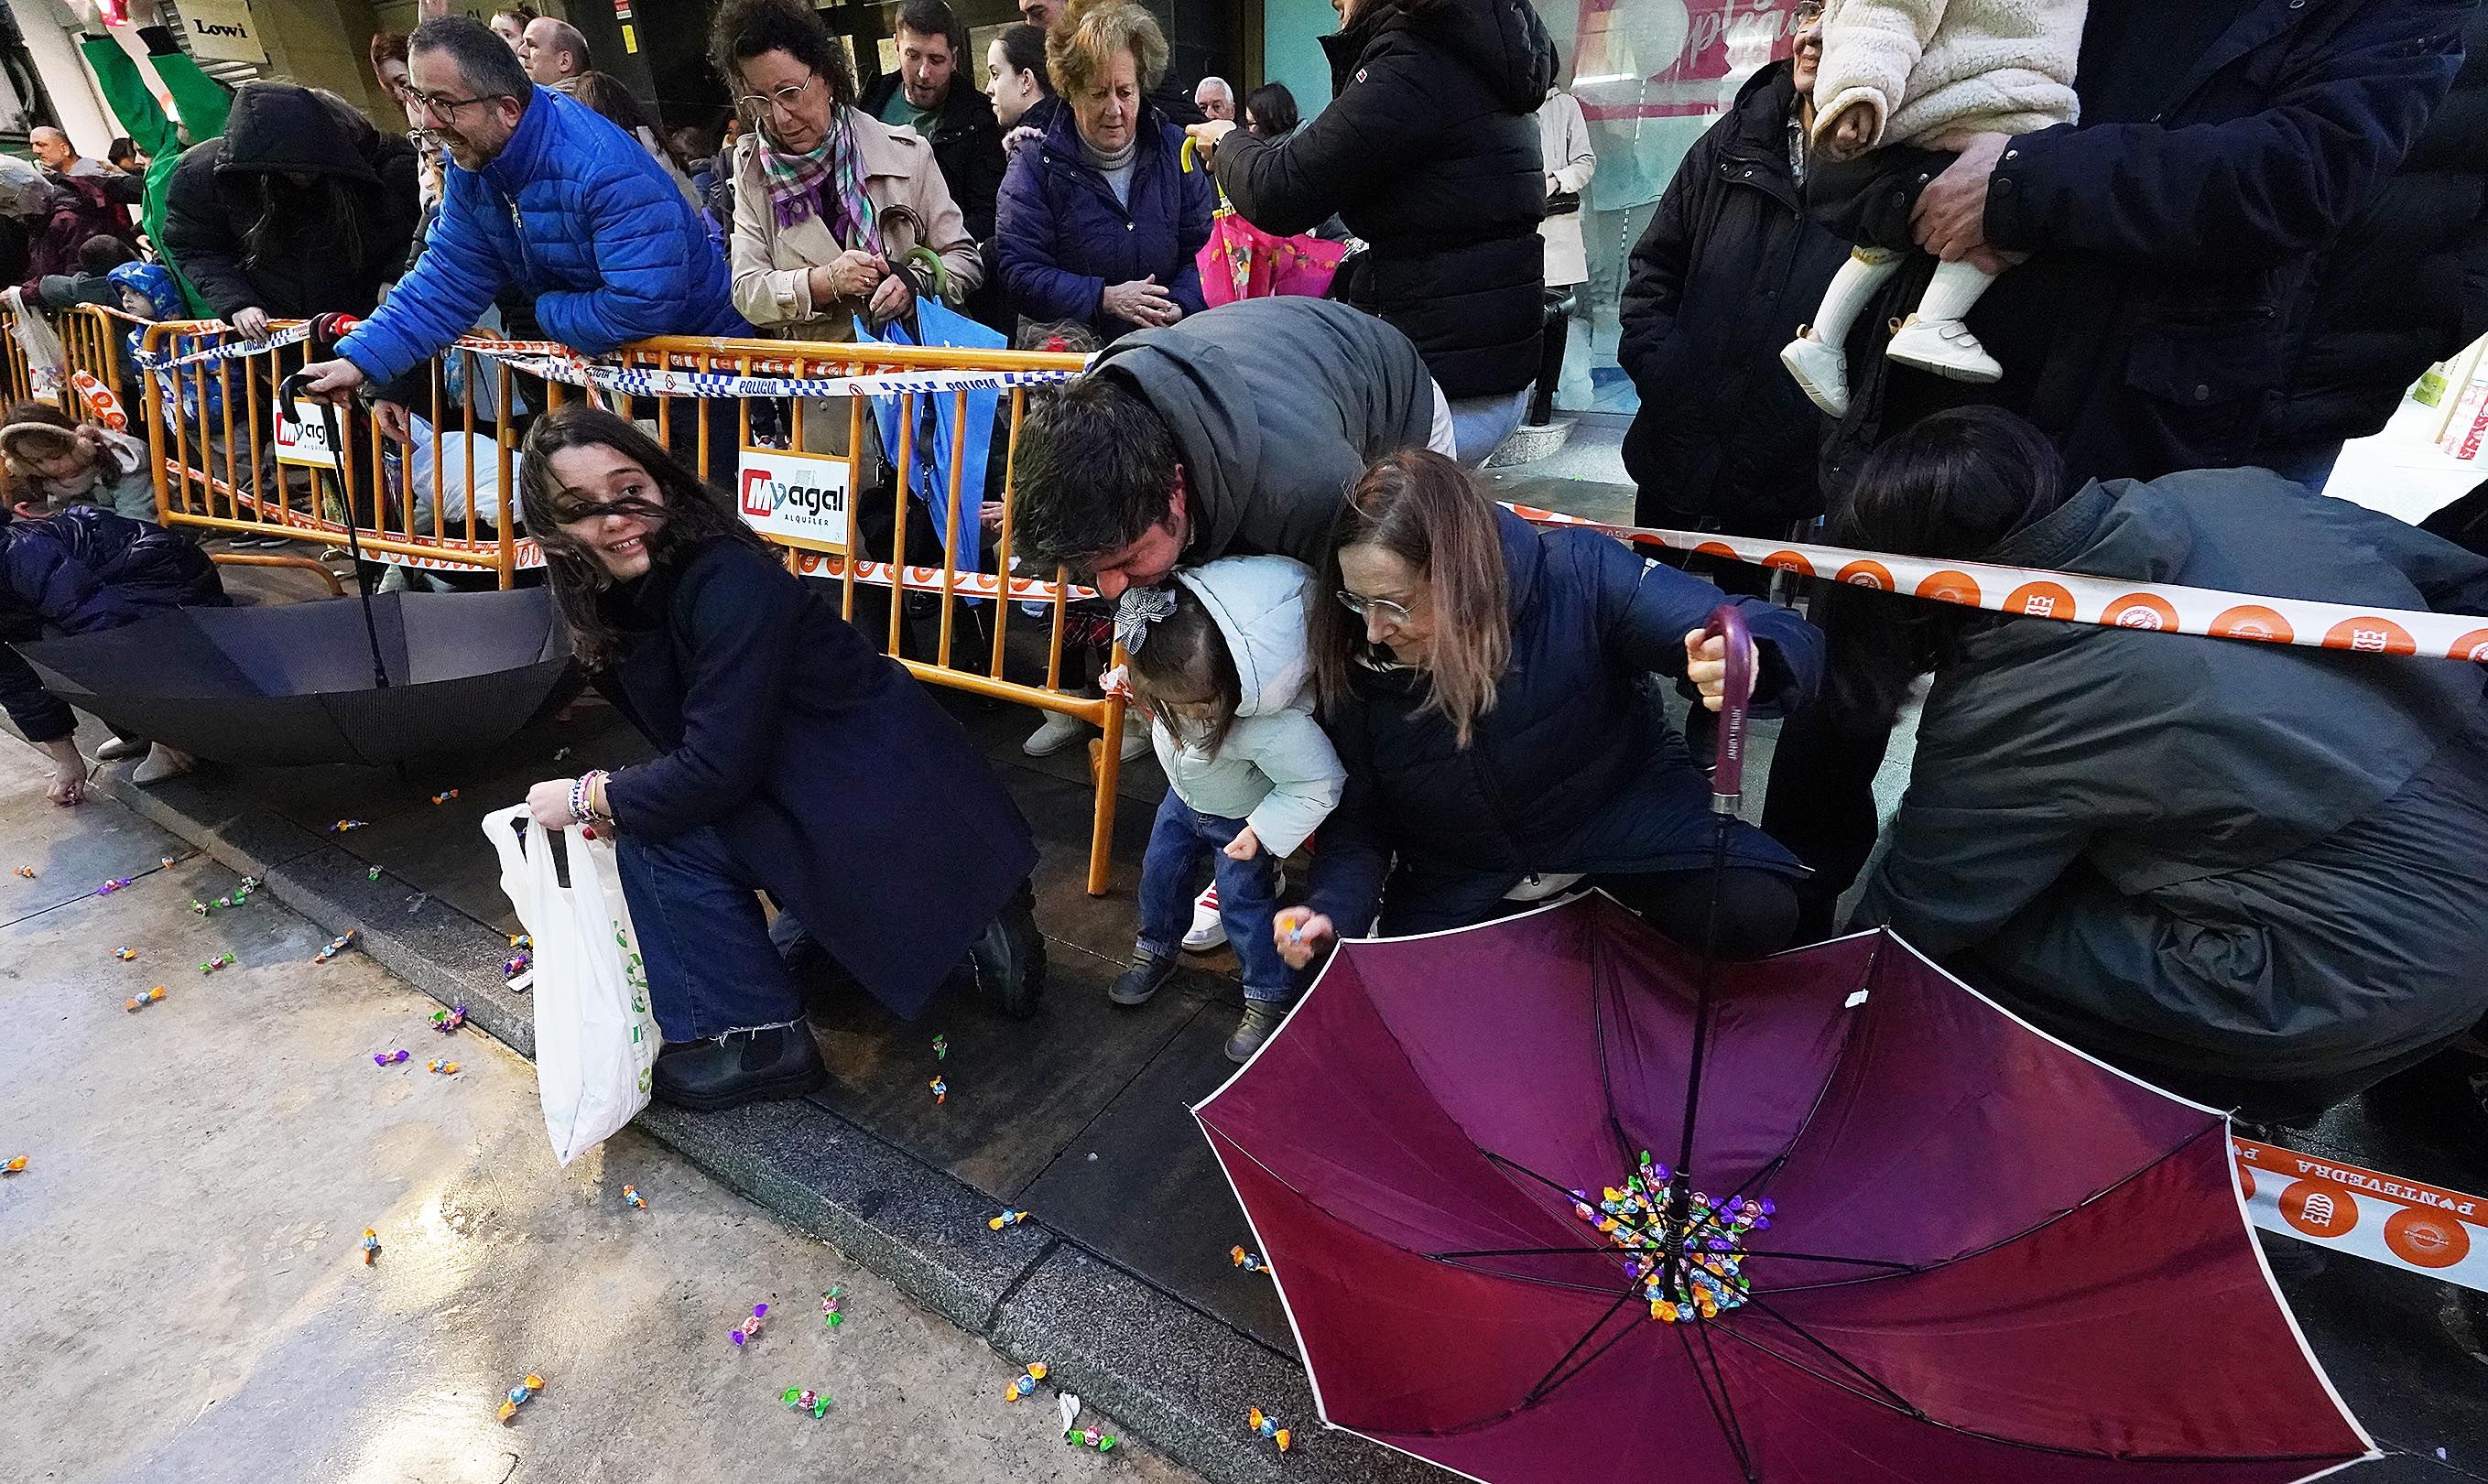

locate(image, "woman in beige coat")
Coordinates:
713 0 983 375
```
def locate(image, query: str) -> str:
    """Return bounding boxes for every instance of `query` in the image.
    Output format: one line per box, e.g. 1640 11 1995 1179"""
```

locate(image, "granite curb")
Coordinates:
90 762 1413 1484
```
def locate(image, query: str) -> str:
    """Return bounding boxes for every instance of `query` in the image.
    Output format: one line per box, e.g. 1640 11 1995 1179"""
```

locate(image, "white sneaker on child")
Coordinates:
1778 331 1852 417
1886 317 2004 384
1024 710 1086 756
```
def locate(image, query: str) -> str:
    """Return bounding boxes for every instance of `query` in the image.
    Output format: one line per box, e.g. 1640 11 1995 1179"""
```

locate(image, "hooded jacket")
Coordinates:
337 87 748 387
0 506 223 743
1088 298 1437 570
1149 557 1345 858
80 25 233 318
1858 470 2488 1089
1207 0 1557 396
161 83 420 320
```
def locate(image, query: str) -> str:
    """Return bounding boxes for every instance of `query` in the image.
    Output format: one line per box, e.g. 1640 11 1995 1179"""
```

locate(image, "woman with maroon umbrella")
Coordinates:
1275 450 1823 974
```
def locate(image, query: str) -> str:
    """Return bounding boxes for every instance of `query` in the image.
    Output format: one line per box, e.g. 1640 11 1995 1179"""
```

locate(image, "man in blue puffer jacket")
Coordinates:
300 15 746 428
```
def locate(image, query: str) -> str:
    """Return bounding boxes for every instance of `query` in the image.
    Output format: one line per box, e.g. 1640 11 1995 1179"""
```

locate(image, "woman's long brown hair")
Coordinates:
517 406 767 670
1309 450 1510 747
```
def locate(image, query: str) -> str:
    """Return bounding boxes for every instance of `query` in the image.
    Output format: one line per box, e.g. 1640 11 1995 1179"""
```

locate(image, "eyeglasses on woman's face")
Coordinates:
735 72 822 124
1335 589 1416 624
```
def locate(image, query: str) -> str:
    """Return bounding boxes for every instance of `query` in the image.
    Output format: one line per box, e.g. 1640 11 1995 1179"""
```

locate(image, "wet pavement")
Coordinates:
0 744 1193 1484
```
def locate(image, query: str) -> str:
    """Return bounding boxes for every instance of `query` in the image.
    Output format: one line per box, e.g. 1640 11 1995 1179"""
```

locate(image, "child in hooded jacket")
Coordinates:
0 401 156 520
1109 556 1345 1063
1778 0 2085 417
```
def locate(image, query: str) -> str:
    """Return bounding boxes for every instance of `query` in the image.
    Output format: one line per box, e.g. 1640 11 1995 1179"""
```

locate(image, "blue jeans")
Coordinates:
616 823 804 1043
1136 790 1290 1002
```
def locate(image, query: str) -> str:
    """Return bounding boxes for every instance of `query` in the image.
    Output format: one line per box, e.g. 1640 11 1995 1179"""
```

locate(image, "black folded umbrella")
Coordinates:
16 587 572 766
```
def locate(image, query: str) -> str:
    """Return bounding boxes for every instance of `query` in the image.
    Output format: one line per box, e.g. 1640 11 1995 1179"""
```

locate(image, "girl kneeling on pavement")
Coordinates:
520 407 1044 1113
1109 558 1345 1062
1277 450 1823 972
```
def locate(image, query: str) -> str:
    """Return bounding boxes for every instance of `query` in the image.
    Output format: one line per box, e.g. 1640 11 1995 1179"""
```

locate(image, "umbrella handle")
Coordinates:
277 369 390 693
1702 603 1753 817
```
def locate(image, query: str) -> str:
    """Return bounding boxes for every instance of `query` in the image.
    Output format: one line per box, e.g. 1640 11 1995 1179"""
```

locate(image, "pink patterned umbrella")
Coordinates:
1194 894 2374 1480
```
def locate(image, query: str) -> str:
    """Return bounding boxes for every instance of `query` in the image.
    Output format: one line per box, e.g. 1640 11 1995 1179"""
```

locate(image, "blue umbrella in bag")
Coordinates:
855 289 998 577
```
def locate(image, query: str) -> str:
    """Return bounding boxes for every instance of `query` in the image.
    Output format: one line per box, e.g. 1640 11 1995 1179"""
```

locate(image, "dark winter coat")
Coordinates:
0 508 223 743
161 83 420 321
1303 508 1822 936
1858 471 2488 1094
1815 0 2470 495
2259 4 2488 452
1087 298 1438 570
994 102 1212 343
858 73 1009 242
338 88 747 386
1210 0 1556 398
1621 60 1849 531
17 175 135 296
596 536 1037 1020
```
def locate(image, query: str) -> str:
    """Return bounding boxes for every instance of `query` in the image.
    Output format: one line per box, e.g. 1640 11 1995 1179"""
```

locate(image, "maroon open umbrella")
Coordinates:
1194 612 2374 1483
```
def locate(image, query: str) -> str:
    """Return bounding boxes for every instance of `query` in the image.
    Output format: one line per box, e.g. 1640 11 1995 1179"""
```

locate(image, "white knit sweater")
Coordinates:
1813 0 2084 151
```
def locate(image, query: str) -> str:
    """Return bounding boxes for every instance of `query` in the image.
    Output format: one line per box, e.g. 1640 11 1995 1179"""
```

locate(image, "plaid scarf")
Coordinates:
757 110 879 254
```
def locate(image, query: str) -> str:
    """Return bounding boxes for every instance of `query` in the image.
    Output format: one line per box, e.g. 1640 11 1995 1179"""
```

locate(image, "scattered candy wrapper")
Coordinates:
1230 1245 1271 1274
553 748 572 762
124 985 167 1013
497 1374 543 1424
314 931 357 964
780 1387 831 1419
432 1004 467 1034
623 1185 646 1210
360 1229 381 1265
13 865 35 878
509 934 531 950
929 1077 947 1105
190 900 209 916
503 953 531 979
730 1303 768 1348
1059 1392 1115 1449
430 790 460 805
373 1049 409 1066
427 1058 460 1076
367 866 381 882
330 819 367 833
112 947 135 961
988 1208 1027 1231
820 1286 844 1329
159 856 175 869
3 1154 27 1174
932 1034 949 1061
1005 1363 1048 1403
199 952 235 974
1249 1407 1292 1453
95 877 132 895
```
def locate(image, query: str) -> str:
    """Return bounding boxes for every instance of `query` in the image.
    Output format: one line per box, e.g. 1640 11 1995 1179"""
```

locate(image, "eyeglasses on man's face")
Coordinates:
735 73 822 123
407 89 506 121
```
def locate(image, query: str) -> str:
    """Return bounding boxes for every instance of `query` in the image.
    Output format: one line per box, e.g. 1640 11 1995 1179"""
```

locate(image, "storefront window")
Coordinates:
1537 0 1801 416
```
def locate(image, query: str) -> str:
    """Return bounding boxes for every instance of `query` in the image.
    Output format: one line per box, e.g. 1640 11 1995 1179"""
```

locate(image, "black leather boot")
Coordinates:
651 1024 827 1111
967 879 1048 1020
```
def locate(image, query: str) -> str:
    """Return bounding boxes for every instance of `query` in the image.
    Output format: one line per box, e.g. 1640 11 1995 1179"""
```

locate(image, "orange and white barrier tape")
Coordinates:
1510 504 2488 663
2234 1138 2487 1291
789 549 1096 601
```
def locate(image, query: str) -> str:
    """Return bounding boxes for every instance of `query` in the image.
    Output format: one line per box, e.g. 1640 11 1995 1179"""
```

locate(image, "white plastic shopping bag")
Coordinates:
484 806 662 1165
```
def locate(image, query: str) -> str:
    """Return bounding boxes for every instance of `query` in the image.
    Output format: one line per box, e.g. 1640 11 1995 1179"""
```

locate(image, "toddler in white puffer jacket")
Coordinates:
1779 0 2084 417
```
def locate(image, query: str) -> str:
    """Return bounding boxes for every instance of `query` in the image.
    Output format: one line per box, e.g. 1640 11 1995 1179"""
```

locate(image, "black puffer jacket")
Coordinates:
0 507 223 743
1621 60 1849 530
163 82 421 321
2258 4 2488 451
1209 0 1556 397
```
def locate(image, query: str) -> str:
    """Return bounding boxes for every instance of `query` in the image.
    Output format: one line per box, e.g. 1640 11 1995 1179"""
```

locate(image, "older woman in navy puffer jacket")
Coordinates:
994 0 1211 343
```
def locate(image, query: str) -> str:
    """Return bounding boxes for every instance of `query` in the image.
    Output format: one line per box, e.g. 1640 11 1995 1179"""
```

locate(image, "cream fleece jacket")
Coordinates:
1813 0 2083 151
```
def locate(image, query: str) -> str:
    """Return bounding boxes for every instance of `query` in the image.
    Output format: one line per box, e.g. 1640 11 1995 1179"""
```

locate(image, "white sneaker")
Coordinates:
1181 870 1286 952
1885 316 2003 384
130 744 193 786
1024 710 1086 756
1182 884 1225 950
1779 331 1852 417
1120 710 1151 762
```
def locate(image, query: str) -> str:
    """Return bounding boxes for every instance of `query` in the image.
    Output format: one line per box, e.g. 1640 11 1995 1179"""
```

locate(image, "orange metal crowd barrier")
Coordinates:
0 301 1124 894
